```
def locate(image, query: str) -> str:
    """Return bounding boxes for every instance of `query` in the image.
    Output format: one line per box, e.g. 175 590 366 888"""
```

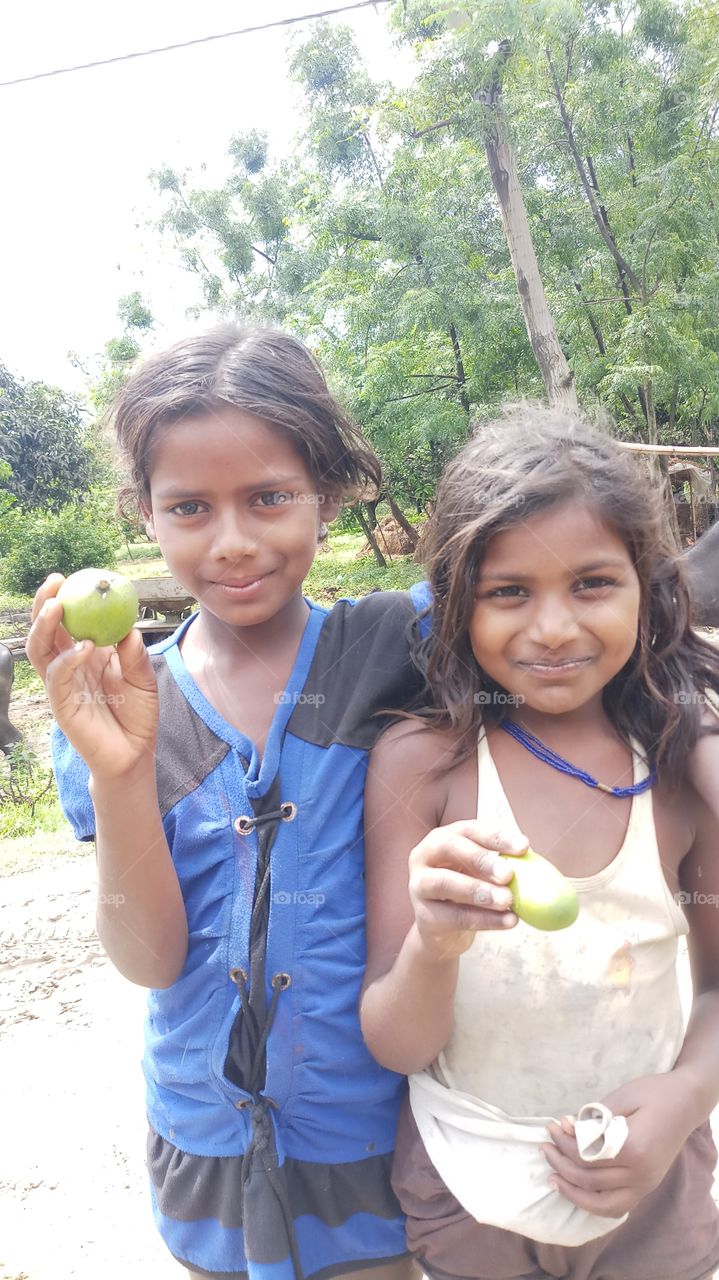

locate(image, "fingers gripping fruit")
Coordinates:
57 569 139 647
501 847 579 932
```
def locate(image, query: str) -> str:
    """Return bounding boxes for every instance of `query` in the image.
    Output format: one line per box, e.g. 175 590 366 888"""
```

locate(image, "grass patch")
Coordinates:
0 588 32 612
305 552 423 601
116 542 163 573
306 528 424 601
0 588 32 640
116 552 170 578
0 786 68 843
0 739 68 848
10 662 44 694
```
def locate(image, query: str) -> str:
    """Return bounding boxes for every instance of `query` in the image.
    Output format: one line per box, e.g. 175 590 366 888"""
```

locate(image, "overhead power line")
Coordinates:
0 0 392 89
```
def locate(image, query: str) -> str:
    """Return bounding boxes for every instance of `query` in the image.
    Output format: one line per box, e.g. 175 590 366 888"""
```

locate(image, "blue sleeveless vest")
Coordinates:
52 587 432 1279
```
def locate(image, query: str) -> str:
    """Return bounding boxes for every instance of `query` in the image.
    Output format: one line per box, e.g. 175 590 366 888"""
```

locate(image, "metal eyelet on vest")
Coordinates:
271 972 291 991
234 1098 251 1109
229 967 248 985
234 802 297 835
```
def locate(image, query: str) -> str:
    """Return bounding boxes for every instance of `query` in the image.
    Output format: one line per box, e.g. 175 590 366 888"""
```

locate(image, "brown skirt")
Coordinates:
392 1097 719 1280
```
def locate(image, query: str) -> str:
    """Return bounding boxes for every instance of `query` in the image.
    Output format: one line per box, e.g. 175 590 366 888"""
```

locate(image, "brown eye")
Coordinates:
576 577 615 591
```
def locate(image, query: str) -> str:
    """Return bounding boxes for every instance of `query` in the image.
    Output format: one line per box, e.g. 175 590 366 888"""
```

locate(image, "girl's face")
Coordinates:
142 406 339 631
468 499 641 719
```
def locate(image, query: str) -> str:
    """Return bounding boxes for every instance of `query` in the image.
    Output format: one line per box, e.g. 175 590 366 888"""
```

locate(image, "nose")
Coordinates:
210 509 259 562
525 592 581 649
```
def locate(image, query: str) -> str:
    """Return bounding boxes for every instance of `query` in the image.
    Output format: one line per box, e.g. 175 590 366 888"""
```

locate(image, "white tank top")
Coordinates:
433 730 689 1118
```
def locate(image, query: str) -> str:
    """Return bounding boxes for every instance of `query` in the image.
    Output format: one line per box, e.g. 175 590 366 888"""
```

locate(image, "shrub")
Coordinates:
0 501 121 595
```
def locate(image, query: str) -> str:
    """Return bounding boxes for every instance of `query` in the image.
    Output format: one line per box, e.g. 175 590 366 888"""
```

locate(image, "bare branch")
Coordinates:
545 48 642 297
410 118 453 139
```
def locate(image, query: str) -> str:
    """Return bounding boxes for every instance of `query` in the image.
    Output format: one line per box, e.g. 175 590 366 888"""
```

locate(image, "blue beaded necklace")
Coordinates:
499 719 657 797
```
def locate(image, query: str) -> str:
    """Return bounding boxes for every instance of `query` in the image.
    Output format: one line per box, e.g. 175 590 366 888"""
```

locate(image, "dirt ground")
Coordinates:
0 855 179 1280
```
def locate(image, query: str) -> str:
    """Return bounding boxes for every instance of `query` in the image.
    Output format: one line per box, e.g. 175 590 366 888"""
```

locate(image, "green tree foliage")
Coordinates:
149 0 718 499
0 500 121 595
0 365 100 511
89 293 154 417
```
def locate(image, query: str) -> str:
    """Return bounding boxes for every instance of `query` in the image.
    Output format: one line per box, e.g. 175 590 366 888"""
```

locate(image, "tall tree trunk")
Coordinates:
413 249 471 418
384 491 419 549
573 281 606 354
643 379 682 549
351 503 387 567
481 67 578 409
644 379 658 447
448 321 471 415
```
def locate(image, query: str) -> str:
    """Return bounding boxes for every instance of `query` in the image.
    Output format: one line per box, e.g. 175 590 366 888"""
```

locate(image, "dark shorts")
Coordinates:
392 1097 719 1280
148 1125 409 1279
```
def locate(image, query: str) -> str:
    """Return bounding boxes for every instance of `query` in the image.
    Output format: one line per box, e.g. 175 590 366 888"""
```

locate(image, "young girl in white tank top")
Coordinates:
360 407 719 1280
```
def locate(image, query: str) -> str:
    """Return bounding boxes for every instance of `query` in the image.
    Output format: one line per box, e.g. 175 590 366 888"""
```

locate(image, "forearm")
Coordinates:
361 924 459 1074
671 990 719 1129
90 768 188 988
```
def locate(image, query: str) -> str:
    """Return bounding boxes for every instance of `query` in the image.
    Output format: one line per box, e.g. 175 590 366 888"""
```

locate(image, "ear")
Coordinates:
319 491 342 526
140 502 156 542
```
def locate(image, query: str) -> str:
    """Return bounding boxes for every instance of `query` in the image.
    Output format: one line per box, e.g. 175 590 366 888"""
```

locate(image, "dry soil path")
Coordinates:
0 856 178 1280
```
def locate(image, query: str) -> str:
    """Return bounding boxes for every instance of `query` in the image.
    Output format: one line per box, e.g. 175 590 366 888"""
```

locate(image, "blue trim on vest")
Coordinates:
409 580 432 638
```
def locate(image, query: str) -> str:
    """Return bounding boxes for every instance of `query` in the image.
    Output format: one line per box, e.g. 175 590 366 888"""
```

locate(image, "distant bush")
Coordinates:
0 502 121 594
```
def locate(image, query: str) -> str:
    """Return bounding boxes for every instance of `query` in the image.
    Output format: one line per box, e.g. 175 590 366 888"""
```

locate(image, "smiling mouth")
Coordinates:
213 573 272 591
516 657 594 673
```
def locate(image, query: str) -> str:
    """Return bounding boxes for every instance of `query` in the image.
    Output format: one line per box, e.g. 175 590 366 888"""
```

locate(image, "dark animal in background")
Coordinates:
682 520 719 628
0 641 22 755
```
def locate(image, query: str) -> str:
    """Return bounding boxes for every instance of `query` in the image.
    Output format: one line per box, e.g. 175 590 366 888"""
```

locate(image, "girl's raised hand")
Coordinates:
27 573 159 781
408 820 522 961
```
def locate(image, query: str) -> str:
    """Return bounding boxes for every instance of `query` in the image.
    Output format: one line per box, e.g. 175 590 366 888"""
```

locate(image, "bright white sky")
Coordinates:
0 1 414 394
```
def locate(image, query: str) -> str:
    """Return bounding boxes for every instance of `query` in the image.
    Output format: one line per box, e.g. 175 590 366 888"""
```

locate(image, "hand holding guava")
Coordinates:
57 568 139 646
27 572 159 781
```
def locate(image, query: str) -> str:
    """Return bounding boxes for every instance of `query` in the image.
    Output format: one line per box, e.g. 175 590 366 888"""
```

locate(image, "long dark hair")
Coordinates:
112 325 381 519
413 405 719 787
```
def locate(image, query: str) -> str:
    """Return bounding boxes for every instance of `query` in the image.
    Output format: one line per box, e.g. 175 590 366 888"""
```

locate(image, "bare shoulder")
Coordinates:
372 716 458 774
368 717 465 841
687 720 719 821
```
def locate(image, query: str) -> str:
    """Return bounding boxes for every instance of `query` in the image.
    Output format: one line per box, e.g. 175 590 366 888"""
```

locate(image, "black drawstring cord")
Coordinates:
229 797 303 1279
231 967 302 1278
240 1096 304 1280
235 802 297 835
250 973 290 1088
228 970 291 1100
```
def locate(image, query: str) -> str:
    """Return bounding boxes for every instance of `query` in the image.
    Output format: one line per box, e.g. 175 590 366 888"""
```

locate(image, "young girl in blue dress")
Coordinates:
27 327 527 1280
360 407 719 1280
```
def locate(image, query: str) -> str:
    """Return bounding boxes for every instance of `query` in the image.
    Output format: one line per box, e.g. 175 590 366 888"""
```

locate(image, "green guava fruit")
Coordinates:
502 847 580 932
57 569 139 647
